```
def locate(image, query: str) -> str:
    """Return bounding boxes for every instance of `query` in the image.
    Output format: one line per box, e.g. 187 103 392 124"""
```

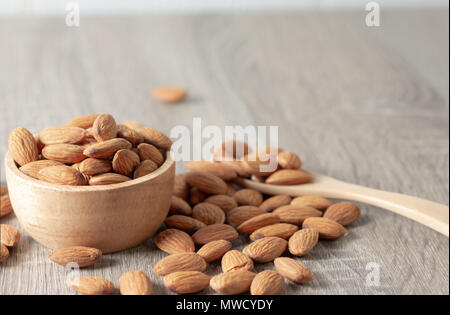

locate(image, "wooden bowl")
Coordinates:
4 151 175 253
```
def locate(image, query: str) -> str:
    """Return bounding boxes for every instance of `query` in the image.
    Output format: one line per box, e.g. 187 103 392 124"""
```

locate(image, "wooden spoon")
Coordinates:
234 172 449 237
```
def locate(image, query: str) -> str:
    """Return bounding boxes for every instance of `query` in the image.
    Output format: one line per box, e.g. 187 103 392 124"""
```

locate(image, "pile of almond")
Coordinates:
7 114 170 186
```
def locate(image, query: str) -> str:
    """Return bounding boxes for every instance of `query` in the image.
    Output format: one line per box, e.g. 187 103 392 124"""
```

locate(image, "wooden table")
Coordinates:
0 11 448 295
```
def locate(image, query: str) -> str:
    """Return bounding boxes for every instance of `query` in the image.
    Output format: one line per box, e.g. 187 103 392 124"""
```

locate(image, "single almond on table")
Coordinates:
274 257 315 284
323 201 360 226
165 215 206 234
291 195 333 211
266 169 314 185
133 160 158 179
67 276 115 295
185 171 228 195
0 224 21 247
137 143 164 166
193 202 226 225
169 196 192 216
89 173 131 185
164 271 210 294
49 246 102 267
243 236 287 263
66 113 99 129
221 250 254 273
138 127 172 150
119 270 152 295
288 229 319 257
41 144 86 164
173 174 189 200
117 124 144 147
154 229 195 254
153 252 206 276
0 185 7 196
302 217 348 240
250 270 285 295
19 160 63 179
79 158 112 176
273 205 322 225
233 189 263 206
1 195 13 217
112 149 140 177
204 195 238 213
191 224 239 245
226 206 266 227
210 270 256 295
8 127 39 166
83 138 132 159
189 187 208 205
0 243 9 263
237 213 281 234
184 161 237 180
197 240 232 262
250 223 299 241
38 126 86 145
277 151 302 169
151 86 187 103
38 165 88 186
259 195 292 212
92 113 117 141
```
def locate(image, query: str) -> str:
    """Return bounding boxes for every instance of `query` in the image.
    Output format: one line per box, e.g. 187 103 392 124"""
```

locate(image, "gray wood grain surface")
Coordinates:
0 10 448 295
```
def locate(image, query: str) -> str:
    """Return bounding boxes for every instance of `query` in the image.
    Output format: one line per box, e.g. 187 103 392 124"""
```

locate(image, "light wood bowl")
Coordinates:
5 151 175 253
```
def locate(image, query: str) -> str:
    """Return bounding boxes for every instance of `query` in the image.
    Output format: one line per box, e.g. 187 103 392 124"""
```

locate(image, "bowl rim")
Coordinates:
5 149 175 192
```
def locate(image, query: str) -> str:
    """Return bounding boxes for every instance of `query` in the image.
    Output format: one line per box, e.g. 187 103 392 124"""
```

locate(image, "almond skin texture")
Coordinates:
92 113 117 141
210 270 256 295
169 196 192 216
112 149 140 177
274 257 315 284
185 171 228 195
288 229 319 257
139 127 172 150
133 160 158 179
273 205 323 225
19 160 63 179
250 223 299 241
250 270 285 295
38 165 88 186
0 243 9 263
323 202 361 226
79 158 112 176
237 213 281 234
243 237 287 263
154 229 195 254
197 240 232 262
233 189 263 206
39 126 86 145
8 127 39 166
184 161 237 180
193 203 226 225
89 173 131 185
164 271 210 294
302 217 348 240
227 206 266 227
191 224 239 245
66 114 99 129
151 86 187 103
165 215 206 234
49 246 102 267
277 151 302 169
189 187 208 205
42 144 86 164
1 195 13 217
204 195 238 213
83 138 132 159
153 252 206 276
119 270 152 295
291 195 333 211
67 276 115 295
266 169 314 185
259 195 292 212
137 143 164 166
0 224 21 247
173 174 189 200
117 124 144 147
221 250 254 273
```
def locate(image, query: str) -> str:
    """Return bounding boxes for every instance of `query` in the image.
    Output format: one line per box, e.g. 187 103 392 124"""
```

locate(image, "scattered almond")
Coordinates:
0 224 21 247
323 201 360 226
8 127 39 166
133 160 158 178
164 271 210 294
67 276 114 295
303 217 348 240
1 195 13 217
193 203 226 225
273 205 322 225
151 86 187 103
153 252 206 276
169 196 192 216
137 143 164 166
79 158 112 176
237 213 281 234
38 126 86 145
243 236 287 263
42 144 86 164
250 270 285 295
274 257 315 284
112 149 140 177
0 243 9 263
266 169 314 185
119 270 152 295
165 215 206 234
259 195 291 212
49 246 102 267
227 206 266 227
191 224 239 245
185 171 228 195
221 250 254 272
92 113 117 141
154 229 195 254
19 160 63 179
250 223 299 241
197 240 232 262
38 165 88 186
210 270 256 295
277 151 302 169
234 188 263 206
288 229 319 257
89 173 131 185
204 195 238 213
291 195 333 211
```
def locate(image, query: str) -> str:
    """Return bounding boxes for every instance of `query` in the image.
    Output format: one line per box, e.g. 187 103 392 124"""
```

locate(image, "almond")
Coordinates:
67 276 114 295
0 224 20 247
191 224 239 245
233 189 263 206
38 165 88 186
266 169 314 185
66 114 99 129
92 113 117 141
277 151 302 169
151 86 187 103
133 160 158 178
39 126 86 145
197 240 232 262
184 161 237 180
210 270 256 295
259 195 292 212
204 195 238 213
288 229 319 257
169 196 192 216
0 185 7 196
291 195 333 211
117 124 144 146
89 173 131 185
139 127 172 150
221 250 254 272
173 174 189 200
193 203 226 225
250 223 299 241
302 217 348 240
165 215 206 234
49 246 102 267
220 160 252 178
226 182 237 196
212 140 252 161
42 144 86 164
35 134 45 152
83 138 132 159
273 205 322 225
189 187 208 205
250 270 285 295
164 271 210 294
323 201 360 226
121 120 142 130
0 243 9 263
153 252 206 276
243 237 287 263
112 149 140 177
1 195 13 217
137 143 164 166
19 160 63 179
154 229 195 254
242 151 279 176
185 171 228 195
8 127 39 166
238 213 281 234
119 270 152 295
274 257 315 284
226 206 266 227
79 158 112 176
